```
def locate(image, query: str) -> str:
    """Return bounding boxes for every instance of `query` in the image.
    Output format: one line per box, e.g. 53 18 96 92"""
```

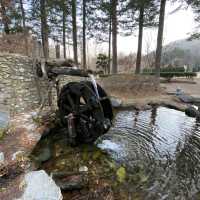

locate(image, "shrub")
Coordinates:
142 67 196 81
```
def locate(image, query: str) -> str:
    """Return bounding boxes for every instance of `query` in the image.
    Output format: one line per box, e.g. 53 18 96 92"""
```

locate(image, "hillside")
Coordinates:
142 39 200 70
164 39 200 57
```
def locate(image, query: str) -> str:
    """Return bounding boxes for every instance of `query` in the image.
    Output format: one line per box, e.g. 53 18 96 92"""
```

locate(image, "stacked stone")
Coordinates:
0 54 44 115
0 53 84 116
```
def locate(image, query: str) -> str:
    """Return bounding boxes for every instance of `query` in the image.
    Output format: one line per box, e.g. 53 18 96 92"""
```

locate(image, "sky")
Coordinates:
94 1 197 56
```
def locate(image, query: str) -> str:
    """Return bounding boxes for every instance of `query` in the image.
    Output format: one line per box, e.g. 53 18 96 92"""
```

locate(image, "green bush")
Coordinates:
142 67 196 81
143 66 185 74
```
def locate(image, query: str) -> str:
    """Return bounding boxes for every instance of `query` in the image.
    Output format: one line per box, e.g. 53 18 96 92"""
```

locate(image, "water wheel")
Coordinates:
58 81 113 145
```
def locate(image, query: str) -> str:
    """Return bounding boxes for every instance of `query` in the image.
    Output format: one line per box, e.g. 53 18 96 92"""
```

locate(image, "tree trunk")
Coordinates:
135 6 144 74
40 0 49 59
19 0 26 29
108 13 112 74
155 0 166 83
63 5 66 59
72 0 78 65
0 0 10 34
111 0 118 74
82 0 86 69
56 44 60 59
19 0 29 55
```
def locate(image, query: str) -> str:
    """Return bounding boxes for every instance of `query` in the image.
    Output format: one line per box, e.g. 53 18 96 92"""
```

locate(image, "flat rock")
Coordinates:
0 152 4 163
190 95 200 103
177 94 194 103
34 147 52 163
16 170 63 200
110 97 122 108
185 106 200 118
52 171 88 191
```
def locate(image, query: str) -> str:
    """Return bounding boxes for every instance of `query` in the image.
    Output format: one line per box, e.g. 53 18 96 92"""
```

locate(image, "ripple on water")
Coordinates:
97 106 200 198
98 107 200 162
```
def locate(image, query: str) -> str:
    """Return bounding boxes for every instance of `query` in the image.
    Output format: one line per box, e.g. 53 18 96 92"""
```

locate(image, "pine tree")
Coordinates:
72 0 78 64
155 0 167 82
126 0 158 74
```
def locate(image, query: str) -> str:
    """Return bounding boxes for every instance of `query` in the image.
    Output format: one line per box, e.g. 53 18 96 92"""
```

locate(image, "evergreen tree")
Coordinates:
126 0 158 74
155 0 167 82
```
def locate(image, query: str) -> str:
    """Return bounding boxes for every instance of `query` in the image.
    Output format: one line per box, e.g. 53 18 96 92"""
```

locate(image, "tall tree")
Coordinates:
108 12 112 74
111 0 118 74
82 0 86 68
155 0 167 82
62 0 67 59
0 0 11 34
72 0 78 64
135 4 144 74
19 0 26 30
40 0 49 59
186 0 200 39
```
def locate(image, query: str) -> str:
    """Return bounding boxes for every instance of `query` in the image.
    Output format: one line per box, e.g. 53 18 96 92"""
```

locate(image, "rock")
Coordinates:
35 147 51 163
12 151 26 161
110 97 122 108
52 172 88 191
0 152 4 164
79 166 88 173
143 105 152 110
176 88 183 95
185 106 200 118
0 163 8 177
16 170 63 200
177 94 194 103
190 95 200 103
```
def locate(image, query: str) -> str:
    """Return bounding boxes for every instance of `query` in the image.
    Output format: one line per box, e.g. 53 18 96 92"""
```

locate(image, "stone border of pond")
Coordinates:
0 110 61 200
111 95 187 112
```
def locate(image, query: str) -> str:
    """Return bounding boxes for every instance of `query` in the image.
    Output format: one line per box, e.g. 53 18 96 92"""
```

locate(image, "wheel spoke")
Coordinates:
79 105 90 113
66 93 75 109
63 104 73 112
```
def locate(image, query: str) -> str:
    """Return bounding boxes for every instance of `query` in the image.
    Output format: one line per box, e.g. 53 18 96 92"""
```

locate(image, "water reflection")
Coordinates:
97 107 200 199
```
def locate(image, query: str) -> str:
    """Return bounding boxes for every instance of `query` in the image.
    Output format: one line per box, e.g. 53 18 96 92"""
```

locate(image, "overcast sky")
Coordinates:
93 1 197 56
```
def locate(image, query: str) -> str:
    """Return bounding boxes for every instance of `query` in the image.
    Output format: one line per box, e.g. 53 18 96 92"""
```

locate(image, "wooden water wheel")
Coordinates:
58 81 113 145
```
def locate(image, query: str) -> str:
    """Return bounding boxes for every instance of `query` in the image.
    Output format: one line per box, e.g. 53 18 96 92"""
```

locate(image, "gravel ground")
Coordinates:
161 78 200 96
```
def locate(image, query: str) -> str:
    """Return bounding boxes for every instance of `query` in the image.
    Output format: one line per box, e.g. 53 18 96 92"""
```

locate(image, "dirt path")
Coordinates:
161 78 200 96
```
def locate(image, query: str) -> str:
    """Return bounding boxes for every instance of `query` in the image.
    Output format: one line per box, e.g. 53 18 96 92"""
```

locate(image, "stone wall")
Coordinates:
0 33 34 56
0 53 82 116
0 53 160 116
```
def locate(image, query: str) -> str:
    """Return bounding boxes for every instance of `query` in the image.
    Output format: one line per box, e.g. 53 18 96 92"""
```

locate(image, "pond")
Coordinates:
32 107 200 200
98 106 198 162
97 106 200 199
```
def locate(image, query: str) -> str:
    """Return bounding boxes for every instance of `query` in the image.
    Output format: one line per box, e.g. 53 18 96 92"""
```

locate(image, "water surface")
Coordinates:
97 107 200 199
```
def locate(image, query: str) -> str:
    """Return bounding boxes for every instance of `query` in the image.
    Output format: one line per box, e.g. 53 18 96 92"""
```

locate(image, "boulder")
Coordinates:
185 107 199 118
34 147 52 163
177 94 194 103
52 171 88 191
16 170 63 200
0 152 4 163
110 97 122 108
